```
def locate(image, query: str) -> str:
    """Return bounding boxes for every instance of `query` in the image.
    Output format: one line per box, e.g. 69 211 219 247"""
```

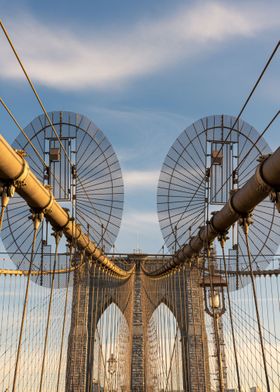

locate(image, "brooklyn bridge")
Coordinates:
0 19 280 392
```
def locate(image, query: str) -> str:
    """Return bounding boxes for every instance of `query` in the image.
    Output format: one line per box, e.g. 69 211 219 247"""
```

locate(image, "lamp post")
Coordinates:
107 353 117 392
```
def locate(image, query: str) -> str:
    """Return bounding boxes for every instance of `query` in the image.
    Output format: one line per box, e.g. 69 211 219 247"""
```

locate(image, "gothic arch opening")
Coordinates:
92 303 130 391
146 302 183 391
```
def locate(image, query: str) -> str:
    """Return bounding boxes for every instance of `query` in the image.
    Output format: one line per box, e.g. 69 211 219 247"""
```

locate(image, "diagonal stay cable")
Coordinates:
0 20 72 168
160 42 279 258
0 97 67 196
207 40 280 179
210 110 280 204
0 21 121 252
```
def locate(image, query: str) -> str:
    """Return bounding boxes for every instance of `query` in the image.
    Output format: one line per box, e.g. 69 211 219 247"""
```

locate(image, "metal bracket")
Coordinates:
13 155 30 188
255 162 272 194
270 190 280 213
228 189 240 216
42 186 54 214
256 156 280 212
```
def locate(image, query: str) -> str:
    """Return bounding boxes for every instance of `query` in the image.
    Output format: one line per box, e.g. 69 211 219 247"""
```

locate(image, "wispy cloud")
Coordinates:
1 2 279 90
123 170 159 189
115 209 163 252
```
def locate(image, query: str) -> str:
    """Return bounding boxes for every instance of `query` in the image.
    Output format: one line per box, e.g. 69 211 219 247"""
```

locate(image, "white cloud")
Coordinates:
1 2 279 90
115 208 163 252
123 210 158 227
123 169 159 189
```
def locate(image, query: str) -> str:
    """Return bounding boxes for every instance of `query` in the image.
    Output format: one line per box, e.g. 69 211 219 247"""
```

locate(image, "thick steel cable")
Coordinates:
244 222 271 391
159 41 279 265
235 111 280 174
210 110 280 206
206 40 280 179
0 97 69 198
0 21 121 253
12 218 40 392
1 95 119 255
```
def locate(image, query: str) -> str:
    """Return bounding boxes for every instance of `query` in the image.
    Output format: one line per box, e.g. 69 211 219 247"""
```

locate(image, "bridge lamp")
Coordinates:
201 274 227 318
108 353 117 375
108 353 117 392
209 290 221 310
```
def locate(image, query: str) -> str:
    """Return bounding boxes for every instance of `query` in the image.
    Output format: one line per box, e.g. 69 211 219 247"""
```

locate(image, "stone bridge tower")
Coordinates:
66 256 211 391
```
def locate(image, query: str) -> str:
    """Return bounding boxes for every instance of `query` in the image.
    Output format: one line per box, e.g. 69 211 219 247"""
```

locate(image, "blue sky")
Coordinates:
0 0 279 253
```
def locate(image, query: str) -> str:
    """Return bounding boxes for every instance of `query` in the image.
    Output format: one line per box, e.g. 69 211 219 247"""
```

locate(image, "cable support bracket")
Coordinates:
217 230 229 248
228 189 241 217
13 150 30 189
29 209 45 231
255 156 272 193
255 154 280 211
41 185 54 214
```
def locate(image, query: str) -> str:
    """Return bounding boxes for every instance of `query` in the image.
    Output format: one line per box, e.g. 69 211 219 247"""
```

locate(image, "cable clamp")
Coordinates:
83 234 91 251
13 153 30 188
29 209 45 231
42 186 54 214
217 231 229 248
228 189 240 216
255 162 272 194
255 160 280 212
269 190 280 213
189 236 198 255
208 214 220 236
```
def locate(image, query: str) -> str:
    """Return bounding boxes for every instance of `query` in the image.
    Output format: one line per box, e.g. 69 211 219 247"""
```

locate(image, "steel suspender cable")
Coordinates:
0 20 73 169
56 244 73 392
0 21 123 252
0 97 45 167
205 40 280 180
0 97 70 199
210 110 280 205
243 220 271 391
12 212 42 392
220 236 241 392
39 230 61 392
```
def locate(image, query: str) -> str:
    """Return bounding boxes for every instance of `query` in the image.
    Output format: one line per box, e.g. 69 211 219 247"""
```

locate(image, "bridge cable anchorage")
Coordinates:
12 209 44 392
241 213 271 392
218 231 242 392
